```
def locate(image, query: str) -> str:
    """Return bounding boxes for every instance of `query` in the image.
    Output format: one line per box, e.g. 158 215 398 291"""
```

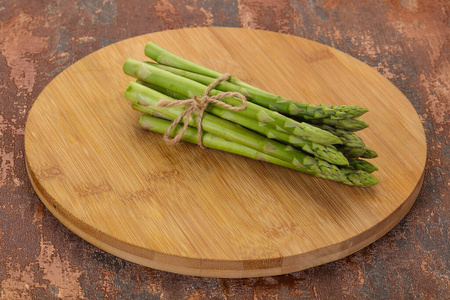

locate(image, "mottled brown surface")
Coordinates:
0 0 448 299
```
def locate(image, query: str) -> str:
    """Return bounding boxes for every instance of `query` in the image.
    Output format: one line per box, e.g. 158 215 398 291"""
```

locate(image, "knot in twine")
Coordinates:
156 73 247 149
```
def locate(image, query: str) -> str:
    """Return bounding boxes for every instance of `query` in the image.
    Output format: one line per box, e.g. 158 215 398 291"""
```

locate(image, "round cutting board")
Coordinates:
25 27 426 278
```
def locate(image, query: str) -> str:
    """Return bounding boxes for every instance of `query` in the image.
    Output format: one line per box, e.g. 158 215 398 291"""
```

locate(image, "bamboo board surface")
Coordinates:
25 27 426 278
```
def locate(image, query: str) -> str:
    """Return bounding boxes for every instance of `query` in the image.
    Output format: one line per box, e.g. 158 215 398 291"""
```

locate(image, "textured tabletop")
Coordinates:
1 0 448 299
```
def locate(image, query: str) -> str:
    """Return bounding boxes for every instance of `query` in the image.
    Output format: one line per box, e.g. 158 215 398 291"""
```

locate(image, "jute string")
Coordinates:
156 73 247 148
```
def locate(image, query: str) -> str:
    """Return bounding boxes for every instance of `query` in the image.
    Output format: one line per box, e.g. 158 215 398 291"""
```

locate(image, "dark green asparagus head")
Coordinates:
341 168 379 187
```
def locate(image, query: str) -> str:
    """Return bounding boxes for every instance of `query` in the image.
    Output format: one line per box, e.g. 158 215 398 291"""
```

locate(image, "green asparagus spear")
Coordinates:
314 124 365 148
348 159 378 173
144 43 369 119
139 114 378 187
361 147 378 159
341 169 378 186
125 81 351 184
123 58 341 145
307 117 369 132
317 124 378 160
337 146 367 159
137 80 348 165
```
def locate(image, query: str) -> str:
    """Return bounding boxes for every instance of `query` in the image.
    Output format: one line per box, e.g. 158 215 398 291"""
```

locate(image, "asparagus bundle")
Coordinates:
122 42 379 187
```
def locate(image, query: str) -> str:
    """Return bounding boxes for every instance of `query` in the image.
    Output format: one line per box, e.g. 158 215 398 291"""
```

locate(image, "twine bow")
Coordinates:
156 73 247 148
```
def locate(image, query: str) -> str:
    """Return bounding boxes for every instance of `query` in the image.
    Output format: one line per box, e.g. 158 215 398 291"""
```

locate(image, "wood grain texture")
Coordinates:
2 0 448 298
24 27 426 278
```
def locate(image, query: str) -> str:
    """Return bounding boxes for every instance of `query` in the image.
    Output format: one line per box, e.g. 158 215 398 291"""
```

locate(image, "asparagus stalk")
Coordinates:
348 159 378 173
307 117 369 132
144 42 369 119
137 80 348 165
123 58 341 145
314 124 365 148
337 146 367 159
361 147 378 159
317 124 378 160
341 169 378 186
139 114 378 187
125 81 352 184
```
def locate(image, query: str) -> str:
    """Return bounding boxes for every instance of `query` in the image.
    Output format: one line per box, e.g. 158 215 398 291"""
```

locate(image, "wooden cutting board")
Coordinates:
25 27 426 278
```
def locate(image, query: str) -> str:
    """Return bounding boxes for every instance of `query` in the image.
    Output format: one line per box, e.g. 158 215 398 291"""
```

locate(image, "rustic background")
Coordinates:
1 0 448 299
